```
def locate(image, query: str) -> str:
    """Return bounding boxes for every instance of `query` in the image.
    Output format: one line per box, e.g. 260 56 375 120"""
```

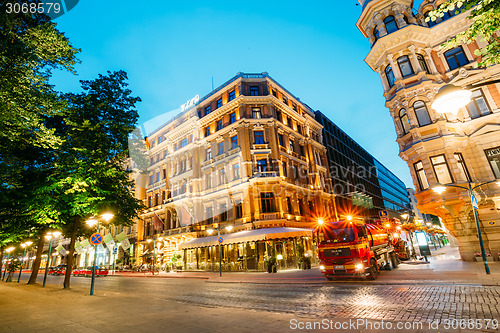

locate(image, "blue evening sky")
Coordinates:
50 0 426 189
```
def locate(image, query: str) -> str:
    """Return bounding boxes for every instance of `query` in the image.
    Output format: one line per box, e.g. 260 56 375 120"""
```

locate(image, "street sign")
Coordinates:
218 236 223 243
90 233 103 245
471 195 479 210
488 221 497 226
113 246 118 254
379 210 388 218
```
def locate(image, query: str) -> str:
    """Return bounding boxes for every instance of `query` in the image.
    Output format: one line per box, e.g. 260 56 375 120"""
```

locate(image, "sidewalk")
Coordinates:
109 245 500 286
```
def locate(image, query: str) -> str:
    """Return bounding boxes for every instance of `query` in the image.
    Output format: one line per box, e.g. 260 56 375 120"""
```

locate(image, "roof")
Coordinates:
178 227 313 250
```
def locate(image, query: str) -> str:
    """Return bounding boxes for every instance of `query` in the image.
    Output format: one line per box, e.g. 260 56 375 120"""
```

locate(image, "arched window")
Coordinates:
399 109 411 134
397 55 414 77
417 54 430 74
413 101 432 126
385 65 395 87
384 16 398 34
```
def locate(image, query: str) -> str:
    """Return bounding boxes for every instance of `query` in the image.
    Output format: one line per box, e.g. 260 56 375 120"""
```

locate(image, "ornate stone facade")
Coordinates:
357 0 500 261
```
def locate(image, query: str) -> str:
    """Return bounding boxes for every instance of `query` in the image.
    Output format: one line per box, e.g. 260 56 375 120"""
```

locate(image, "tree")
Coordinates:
44 71 144 289
0 2 79 280
426 0 500 67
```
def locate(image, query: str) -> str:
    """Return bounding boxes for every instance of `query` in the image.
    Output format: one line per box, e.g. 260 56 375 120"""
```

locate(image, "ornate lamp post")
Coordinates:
43 231 61 287
17 241 33 283
86 213 114 295
433 181 500 274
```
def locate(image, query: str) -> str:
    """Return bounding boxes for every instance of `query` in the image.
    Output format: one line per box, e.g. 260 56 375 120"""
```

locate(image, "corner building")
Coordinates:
133 72 335 271
357 0 500 260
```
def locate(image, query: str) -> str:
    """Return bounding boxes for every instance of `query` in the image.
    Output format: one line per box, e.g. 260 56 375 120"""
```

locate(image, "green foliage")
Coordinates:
426 0 500 67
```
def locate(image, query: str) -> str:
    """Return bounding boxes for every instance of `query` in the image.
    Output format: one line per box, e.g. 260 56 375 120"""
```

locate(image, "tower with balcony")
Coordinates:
357 0 500 261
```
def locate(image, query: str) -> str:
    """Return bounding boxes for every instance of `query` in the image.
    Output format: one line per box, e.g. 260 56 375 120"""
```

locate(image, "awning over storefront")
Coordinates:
178 227 313 250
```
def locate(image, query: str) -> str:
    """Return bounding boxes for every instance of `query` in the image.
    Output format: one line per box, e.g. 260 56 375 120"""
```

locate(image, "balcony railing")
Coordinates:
253 171 279 178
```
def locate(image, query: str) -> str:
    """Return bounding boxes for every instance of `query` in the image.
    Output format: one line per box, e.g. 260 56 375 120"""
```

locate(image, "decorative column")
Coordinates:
424 48 439 74
377 67 390 91
387 54 403 81
408 45 423 73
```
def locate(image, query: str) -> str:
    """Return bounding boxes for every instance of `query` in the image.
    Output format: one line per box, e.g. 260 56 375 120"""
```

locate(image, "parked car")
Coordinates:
72 267 86 277
53 264 67 276
84 266 109 277
47 266 57 275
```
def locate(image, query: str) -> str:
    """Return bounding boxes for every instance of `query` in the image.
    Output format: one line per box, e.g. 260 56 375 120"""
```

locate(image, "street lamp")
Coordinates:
207 224 233 277
433 180 500 274
17 241 33 283
2 247 15 281
42 231 61 287
86 212 114 295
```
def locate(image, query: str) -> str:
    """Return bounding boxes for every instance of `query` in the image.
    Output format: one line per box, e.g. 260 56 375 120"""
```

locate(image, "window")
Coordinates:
206 147 212 161
235 203 243 218
282 96 288 105
228 90 236 101
281 160 287 177
425 12 437 27
260 192 276 213
397 55 414 78
217 120 223 131
218 142 224 155
180 138 188 148
149 175 154 185
205 174 212 189
286 197 292 213
373 27 380 42
454 153 471 182
292 104 297 112
219 168 226 185
431 155 453 184
413 101 431 126
466 89 491 118
252 107 261 119
233 163 240 179
163 168 167 179
254 131 264 144
231 135 238 149
444 47 468 70
417 54 430 74
256 159 267 173
485 146 500 178
299 145 305 157
205 127 211 137
156 171 160 182
205 106 211 115
229 112 236 124
385 65 395 87
289 139 295 152
217 98 223 108
276 110 282 122
272 89 277 97
414 161 429 190
293 165 298 179
399 109 411 134
278 133 284 147
249 86 259 96
384 16 398 34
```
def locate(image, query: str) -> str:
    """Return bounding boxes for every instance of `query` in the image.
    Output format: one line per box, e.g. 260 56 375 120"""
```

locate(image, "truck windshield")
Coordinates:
320 227 355 243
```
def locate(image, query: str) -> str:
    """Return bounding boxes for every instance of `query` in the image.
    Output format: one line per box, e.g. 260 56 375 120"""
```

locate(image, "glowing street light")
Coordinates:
1 247 15 281
17 241 33 283
317 218 324 225
43 231 62 287
431 84 472 115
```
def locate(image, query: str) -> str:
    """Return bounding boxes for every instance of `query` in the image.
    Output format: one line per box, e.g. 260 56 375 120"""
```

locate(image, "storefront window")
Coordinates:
485 147 500 178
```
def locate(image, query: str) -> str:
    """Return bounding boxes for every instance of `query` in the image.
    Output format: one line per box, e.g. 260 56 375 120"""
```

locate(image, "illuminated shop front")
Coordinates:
179 227 316 271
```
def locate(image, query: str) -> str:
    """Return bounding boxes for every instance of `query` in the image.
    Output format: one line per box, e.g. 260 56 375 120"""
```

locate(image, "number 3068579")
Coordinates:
5 2 61 14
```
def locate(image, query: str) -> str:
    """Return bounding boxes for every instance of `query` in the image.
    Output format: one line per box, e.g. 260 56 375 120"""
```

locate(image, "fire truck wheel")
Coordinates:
391 253 400 268
367 259 378 280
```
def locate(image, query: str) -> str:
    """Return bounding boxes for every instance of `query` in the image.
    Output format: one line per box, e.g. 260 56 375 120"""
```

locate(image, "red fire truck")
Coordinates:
317 220 400 280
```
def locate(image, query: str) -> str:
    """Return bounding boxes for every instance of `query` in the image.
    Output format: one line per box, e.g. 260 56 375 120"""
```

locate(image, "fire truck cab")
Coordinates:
318 220 399 280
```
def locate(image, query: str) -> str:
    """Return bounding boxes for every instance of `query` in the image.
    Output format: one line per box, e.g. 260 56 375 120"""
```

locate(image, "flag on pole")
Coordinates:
153 213 164 231
103 233 116 251
116 231 130 250
74 241 83 254
55 244 67 256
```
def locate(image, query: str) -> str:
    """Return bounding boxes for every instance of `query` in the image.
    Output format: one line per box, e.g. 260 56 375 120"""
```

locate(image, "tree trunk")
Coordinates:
27 235 45 285
63 216 80 289
0 246 4 279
